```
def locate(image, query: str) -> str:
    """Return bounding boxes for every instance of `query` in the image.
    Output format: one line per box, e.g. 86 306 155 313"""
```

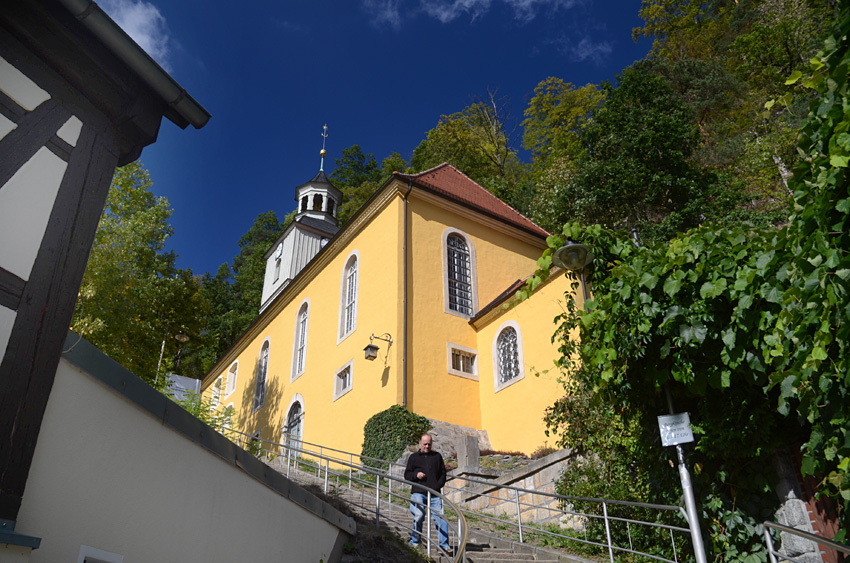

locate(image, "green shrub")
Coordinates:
361 405 431 469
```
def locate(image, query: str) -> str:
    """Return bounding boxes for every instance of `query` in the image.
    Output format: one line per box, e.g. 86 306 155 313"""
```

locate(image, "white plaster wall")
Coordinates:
0 148 67 280
0 56 50 111
16 359 347 563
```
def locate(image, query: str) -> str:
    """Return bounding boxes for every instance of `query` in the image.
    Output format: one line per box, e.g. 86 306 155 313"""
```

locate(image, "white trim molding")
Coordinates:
333 360 354 401
492 320 525 392
253 337 271 413
224 360 238 399
441 228 478 319
337 250 360 343
291 298 311 382
446 342 479 381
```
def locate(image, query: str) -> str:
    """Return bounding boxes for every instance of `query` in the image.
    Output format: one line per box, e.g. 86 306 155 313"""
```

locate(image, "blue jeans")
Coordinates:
409 492 449 549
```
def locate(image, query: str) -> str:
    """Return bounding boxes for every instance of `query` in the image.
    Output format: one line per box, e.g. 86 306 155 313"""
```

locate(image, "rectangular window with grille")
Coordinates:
447 343 478 380
334 362 353 400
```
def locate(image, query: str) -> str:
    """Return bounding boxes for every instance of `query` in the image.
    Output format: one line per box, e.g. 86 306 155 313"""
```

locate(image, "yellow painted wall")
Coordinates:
202 180 572 460
476 274 575 455
204 194 405 456
405 194 545 430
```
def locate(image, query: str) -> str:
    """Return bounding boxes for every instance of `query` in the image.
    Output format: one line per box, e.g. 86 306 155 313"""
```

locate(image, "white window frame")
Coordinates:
492 320 525 392
291 299 310 381
210 376 223 411
222 402 234 435
442 228 478 318
254 338 270 412
78 546 124 563
447 342 479 380
338 250 360 342
333 360 354 401
283 393 305 446
224 360 237 398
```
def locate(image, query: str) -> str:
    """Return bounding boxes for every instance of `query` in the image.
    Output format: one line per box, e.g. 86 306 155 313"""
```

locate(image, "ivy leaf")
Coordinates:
785 70 803 84
830 154 849 168
663 276 683 297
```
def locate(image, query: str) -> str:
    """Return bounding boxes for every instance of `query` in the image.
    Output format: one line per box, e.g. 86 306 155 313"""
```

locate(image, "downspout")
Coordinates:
402 181 413 408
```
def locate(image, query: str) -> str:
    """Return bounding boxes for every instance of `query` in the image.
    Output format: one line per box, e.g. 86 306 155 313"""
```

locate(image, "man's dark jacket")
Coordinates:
404 450 447 495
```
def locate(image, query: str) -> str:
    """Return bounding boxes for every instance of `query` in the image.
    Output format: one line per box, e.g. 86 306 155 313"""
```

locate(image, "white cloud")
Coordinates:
100 0 172 71
420 0 492 24
362 0 403 28
569 35 613 64
361 0 579 27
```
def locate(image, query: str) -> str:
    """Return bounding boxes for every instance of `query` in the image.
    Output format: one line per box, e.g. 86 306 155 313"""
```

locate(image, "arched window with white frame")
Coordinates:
492 320 525 392
283 394 305 454
254 338 270 411
225 361 237 398
442 229 478 318
338 251 359 341
291 299 310 381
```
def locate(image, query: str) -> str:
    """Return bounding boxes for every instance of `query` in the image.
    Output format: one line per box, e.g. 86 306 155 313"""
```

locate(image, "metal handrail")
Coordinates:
229 430 699 563
230 430 467 562
763 521 850 563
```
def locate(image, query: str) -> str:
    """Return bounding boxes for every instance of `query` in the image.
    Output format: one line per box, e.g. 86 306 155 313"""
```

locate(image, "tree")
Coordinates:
411 96 520 186
558 64 717 243
521 77 602 170
72 161 206 386
332 147 411 225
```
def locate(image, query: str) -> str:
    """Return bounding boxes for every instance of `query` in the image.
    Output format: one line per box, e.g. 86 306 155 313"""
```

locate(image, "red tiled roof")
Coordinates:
396 163 549 238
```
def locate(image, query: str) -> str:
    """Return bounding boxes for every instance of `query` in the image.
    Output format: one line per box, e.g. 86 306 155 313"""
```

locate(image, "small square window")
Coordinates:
447 343 479 380
334 361 353 400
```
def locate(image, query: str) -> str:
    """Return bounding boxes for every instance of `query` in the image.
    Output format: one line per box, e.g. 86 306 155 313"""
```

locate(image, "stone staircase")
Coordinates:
276 460 571 562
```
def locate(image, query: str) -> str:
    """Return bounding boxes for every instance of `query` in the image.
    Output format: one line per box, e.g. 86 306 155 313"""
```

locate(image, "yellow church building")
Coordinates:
200 160 577 457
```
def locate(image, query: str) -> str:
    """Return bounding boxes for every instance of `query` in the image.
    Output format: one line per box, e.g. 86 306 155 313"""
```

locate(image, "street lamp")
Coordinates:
364 333 393 362
552 240 594 302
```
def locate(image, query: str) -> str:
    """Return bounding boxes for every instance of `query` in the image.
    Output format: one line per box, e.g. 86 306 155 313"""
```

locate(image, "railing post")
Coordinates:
388 477 392 519
426 490 432 558
286 445 291 478
375 476 381 526
349 453 352 489
603 501 615 563
763 526 779 563
317 446 323 477
324 457 329 494
515 489 524 543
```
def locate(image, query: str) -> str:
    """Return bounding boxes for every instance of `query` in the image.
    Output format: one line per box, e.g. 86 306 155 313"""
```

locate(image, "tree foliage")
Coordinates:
72 161 206 386
520 9 850 554
361 405 431 469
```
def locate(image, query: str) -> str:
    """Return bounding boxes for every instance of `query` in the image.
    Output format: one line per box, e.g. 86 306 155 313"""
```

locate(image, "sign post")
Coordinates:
657 410 707 563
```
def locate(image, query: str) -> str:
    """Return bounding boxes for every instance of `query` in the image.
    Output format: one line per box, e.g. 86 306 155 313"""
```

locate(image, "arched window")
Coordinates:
313 193 323 211
339 252 359 340
210 376 222 411
300 196 308 212
442 229 477 317
292 300 309 381
493 321 524 392
225 361 237 397
283 395 305 453
254 339 270 411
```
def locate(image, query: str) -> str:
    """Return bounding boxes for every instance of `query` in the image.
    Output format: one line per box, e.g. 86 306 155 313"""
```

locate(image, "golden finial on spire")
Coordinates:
320 124 328 171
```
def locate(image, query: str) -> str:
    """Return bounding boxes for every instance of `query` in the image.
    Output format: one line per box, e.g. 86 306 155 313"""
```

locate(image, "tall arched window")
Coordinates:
339 252 359 340
493 321 524 392
225 361 237 397
284 395 304 453
442 229 477 317
254 339 270 411
292 300 309 381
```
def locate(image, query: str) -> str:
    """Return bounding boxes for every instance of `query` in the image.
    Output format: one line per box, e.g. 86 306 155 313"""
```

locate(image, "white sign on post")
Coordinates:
657 413 694 446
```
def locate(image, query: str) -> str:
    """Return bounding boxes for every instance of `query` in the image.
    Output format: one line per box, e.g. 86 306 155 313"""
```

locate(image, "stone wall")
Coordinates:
445 449 574 525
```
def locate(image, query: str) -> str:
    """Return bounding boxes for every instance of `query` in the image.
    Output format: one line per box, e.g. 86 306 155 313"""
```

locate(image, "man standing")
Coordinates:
404 433 450 553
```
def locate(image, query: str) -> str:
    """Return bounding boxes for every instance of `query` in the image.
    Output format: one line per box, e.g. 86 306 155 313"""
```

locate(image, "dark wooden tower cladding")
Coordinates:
0 0 208 522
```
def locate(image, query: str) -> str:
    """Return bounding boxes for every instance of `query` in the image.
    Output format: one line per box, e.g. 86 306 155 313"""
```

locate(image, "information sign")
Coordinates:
657 413 694 446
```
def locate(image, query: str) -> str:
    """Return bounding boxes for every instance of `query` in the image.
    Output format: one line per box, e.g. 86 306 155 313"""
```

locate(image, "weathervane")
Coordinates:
319 124 328 171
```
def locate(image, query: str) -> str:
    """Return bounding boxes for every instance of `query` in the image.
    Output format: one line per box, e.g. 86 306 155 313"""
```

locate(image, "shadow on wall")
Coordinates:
233 357 286 443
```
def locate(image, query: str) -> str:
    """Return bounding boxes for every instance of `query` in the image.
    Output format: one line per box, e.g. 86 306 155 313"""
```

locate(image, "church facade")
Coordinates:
201 162 577 457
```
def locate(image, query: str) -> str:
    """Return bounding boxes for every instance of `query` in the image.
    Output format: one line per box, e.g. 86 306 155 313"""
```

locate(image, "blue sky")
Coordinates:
101 0 652 277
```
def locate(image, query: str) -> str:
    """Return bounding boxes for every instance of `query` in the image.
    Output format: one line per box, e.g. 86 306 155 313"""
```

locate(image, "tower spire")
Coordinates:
319 124 328 172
